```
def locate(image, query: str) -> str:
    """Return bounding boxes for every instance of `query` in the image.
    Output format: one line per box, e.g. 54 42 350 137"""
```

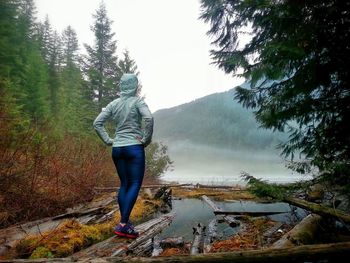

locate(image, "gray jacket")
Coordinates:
93 74 154 147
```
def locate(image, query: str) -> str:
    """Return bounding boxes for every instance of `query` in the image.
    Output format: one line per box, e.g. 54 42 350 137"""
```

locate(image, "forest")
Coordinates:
0 0 171 227
1 0 350 261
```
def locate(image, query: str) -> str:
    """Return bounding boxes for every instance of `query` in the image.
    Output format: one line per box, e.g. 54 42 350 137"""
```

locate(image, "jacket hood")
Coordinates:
120 73 138 98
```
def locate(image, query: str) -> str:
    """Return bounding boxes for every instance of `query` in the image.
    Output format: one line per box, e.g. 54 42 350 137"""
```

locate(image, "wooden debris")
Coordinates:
159 237 184 249
0 195 117 256
214 211 287 217
272 214 323 248
283 196 350 224
190 223 206 255
203 218 218 253
151 235 163 257
201 195 239 227
71 213 174 259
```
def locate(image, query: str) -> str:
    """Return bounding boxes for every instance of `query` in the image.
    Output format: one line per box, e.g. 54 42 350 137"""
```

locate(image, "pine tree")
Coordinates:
118 49 139 76
200 0 350 185
83 1 119 110
60 25 93 134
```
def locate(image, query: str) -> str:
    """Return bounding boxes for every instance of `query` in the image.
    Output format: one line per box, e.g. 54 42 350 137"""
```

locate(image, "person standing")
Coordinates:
93 73 154 238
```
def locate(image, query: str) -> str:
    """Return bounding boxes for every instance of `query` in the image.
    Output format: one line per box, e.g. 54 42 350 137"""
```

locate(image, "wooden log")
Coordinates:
201 195 221 212
71 213 174 258
283 196 350 225
151 235 163 257
201 195 240 227
272 214 323 248
190 223 206 255
0 195 118 256
107 241 350 262
203 218 218 253
3 242 350 262
111 215 174 257
131 238 153 257
159 237 184 249
213 211 287 216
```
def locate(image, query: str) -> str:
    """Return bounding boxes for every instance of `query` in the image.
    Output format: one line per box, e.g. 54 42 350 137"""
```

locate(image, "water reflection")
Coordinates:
159 198 308 242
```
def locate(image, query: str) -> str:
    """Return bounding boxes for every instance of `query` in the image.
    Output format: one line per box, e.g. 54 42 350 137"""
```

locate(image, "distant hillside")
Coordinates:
153 87 286 151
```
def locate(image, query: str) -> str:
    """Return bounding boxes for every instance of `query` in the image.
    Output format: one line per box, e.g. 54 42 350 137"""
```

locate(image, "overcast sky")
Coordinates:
34 0 244 112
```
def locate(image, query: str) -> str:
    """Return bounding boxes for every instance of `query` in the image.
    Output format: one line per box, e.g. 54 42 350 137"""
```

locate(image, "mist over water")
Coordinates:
159 142 310 185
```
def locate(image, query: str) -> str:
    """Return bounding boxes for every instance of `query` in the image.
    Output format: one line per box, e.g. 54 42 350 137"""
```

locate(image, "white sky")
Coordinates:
34 0 245 112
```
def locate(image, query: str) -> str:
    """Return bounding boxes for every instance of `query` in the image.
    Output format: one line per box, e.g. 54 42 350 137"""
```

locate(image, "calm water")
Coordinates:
159 198 308 242
161 147 311 185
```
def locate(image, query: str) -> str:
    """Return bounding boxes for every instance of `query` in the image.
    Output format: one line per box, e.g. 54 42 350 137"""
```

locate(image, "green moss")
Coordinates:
29 247 53 259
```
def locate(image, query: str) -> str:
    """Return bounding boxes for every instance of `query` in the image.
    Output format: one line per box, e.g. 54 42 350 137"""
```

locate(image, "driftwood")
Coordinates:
201 195 239 227
71 213 174 258
151 235 163 257
272 214 323 248
190 223 206 255
213 211 287 216
283 196 350 224
160 237 184 248
262 222 283 238
203 218 218 253
0 195 116 256
7 241 350 262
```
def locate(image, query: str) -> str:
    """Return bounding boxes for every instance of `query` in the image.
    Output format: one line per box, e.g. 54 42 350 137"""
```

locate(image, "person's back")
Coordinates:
93 74 153 147
93 73 153 238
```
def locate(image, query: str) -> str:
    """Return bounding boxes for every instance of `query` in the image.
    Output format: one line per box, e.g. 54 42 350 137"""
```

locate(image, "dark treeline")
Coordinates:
0 0 171 227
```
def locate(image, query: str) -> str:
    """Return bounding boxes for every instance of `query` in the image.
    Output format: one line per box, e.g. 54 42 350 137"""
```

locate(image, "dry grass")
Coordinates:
13 195 162 259
171 187 255 201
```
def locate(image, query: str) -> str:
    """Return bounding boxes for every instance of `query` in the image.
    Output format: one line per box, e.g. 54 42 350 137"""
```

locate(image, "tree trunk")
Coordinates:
284 196 350 224
271 214 323 248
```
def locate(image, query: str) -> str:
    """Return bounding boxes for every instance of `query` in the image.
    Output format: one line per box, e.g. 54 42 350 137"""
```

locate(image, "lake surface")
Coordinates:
159 198 308 242
161 145 311 185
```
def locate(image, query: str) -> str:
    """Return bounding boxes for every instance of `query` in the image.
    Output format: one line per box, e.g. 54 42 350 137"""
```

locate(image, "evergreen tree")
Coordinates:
83 1 119 110
60 25 93 134
118 49 139 76
200 0 350 185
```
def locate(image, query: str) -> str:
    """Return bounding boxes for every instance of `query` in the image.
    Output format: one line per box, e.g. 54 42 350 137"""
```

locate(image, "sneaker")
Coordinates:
114 222 139 239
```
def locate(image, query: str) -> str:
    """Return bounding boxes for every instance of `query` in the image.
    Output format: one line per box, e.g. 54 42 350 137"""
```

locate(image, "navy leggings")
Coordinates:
112 145 145 224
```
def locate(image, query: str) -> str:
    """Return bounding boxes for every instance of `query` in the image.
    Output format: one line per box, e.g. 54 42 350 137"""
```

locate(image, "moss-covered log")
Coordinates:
284 197 350 224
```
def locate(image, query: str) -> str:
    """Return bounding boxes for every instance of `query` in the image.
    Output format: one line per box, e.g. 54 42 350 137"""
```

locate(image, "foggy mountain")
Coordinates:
153 86 286 151
151 85 298 184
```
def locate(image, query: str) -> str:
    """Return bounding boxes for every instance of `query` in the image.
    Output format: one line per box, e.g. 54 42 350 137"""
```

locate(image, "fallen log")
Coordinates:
159 237 184 249
8 241 349 262
203 218 218 253
271 214 323 248
111 214 175 257
201 195 239 227
71 213 174 258
190 223 206 255
214 211 287 217
284 196 350 225
151 235 163 257
0 195 117 256
107 241 350 262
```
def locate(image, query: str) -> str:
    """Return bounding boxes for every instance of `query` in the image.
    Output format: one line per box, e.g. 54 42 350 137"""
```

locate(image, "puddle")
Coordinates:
159 198 308 242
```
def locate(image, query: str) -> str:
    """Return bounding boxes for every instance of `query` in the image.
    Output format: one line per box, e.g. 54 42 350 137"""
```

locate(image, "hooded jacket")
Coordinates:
93 74 154 147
